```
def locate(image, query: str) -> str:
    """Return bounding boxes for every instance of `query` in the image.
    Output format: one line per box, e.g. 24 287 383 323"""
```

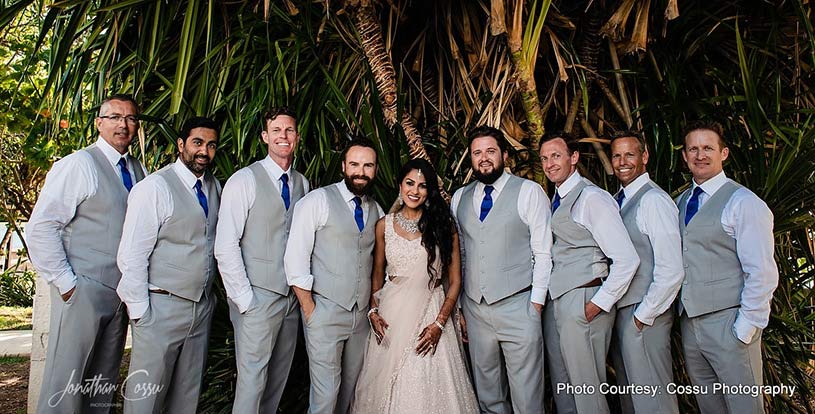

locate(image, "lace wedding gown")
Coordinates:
352 214 479 414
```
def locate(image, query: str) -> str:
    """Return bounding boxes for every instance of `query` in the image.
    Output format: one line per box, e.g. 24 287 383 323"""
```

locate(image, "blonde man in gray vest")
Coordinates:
117 117 221 413
284 138 383 414
28 94 146 413
214 107 309 413
540 131 639 414
677 121 778 414
609 131 683 414
451 125 552 414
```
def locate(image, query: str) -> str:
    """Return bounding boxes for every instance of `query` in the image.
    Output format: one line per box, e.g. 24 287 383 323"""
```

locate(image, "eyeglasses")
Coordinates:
99 115 139 125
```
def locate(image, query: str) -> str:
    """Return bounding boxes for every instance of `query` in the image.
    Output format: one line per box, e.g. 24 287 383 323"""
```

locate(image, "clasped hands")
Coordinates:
368 312 442 356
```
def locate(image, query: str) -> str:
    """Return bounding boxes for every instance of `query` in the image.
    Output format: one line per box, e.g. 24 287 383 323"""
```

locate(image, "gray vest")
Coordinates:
311 185 378 311
240 162 306 295
457 175 533 304
677 181 744 317
147 165 220 302
549 179 609 299
62 144 145 289
617 181 660 308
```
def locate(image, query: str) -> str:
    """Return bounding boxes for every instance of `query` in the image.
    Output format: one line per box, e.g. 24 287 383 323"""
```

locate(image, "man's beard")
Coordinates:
182 153 211 175
344 174 373 196
472 160 504 184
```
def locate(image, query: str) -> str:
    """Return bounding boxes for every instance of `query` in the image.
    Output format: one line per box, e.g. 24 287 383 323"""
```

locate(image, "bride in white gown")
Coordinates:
352 159 478 414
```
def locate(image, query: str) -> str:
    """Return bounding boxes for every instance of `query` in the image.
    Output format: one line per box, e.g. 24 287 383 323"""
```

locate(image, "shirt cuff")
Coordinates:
287 274 314 291
530 287 547 306
589 288 616 313
733 313 759 344
232 288 255 314
53 271 78 295
633 305 656 326
126 300 150 320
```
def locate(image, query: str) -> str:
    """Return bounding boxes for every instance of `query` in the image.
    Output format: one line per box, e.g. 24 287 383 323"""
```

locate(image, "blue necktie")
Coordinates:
353 196 364 231
551 191 561 213
684 186 704 225
280 173 290 210
479 185 494 222
117 158 133 192
194 180 209 218
615 190 625 208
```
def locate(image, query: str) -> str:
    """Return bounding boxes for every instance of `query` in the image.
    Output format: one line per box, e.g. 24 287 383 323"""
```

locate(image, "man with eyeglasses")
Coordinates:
215 107 309 413
28 94 147 413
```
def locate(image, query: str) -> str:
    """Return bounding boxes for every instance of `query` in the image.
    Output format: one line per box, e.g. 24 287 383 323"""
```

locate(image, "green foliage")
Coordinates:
0 258 35 308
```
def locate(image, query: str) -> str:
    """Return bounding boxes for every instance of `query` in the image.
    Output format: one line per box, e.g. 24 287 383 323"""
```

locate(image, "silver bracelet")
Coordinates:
433 319 445 331
367 307 379 318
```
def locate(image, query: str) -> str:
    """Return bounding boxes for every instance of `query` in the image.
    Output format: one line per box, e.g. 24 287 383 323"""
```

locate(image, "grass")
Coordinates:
0 355 27 365
0 307 32 331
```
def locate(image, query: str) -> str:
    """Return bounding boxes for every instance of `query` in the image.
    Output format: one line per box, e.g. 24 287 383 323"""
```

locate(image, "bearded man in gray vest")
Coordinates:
28 94 146 413
608 131 683 414
116 117 221 413
677 121 778 414
214 107 309 413
451 126 551 414
540 131 639 414
284 138 383 414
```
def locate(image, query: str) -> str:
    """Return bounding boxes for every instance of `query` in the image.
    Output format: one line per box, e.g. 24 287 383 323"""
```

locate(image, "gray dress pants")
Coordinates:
302 294 368 414
681 307 764 414
609 304 678 414
123 291 215 414
544 286 615 414
461 290 544 414
228 288 299 413
38 274 128 413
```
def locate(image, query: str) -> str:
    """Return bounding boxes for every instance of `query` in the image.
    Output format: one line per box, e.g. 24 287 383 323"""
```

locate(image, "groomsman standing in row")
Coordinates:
285 138 383 414
215 107 309 413
609 131 683 414
452 126 551 414
540 132 639 414
677 121 778 414
28 95 146 413
117 117 221 413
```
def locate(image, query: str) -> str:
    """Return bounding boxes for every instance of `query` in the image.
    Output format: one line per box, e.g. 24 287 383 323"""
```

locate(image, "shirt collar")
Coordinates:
475 171 509 193
692 170 728 196
261 155 291 181
336 180 367 203
556 170 582 197
173 158 204 189
95 136 129 167
621 172 651 198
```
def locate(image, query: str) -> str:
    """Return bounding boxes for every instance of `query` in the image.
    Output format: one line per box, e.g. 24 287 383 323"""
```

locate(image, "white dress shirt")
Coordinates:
450 172 553 305
554 171 639 312
215 156 310 313
116 158 219 319
27 137 146 294
284 181 384 291
681 171 778 343
616 173 684 326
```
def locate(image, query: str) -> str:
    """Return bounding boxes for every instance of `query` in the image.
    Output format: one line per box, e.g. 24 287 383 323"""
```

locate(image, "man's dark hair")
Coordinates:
180 117 219 143
682 120 727 149
262 106 297 125
541 130 579 154
341 137 378 163
466 125 508 154
99 94 140 115
610 130 648 154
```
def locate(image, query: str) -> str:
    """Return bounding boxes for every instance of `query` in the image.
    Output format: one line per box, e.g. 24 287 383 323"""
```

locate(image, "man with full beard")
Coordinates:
117 117 221 413
451 125 552 413
284 138 384 414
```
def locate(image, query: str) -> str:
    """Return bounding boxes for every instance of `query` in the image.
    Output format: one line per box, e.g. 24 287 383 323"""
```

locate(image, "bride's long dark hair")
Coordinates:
396 158 455 283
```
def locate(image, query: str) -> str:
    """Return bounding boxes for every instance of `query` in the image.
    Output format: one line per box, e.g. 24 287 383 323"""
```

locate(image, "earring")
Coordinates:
398 195 404 206
424 199 430 207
